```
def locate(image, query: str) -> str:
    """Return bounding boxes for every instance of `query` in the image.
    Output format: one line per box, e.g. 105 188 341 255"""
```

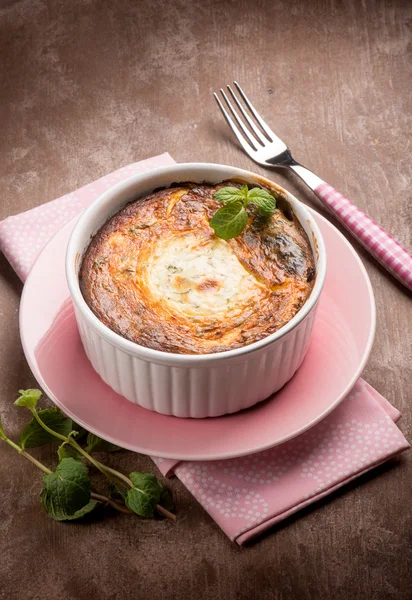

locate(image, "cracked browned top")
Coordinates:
79 181 315 354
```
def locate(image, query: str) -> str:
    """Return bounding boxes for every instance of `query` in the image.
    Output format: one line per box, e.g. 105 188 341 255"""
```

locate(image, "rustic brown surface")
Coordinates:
0 0 411 598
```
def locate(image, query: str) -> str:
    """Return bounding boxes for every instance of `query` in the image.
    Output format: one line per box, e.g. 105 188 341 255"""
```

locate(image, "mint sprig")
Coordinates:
0 390 176 523
210 185 277 240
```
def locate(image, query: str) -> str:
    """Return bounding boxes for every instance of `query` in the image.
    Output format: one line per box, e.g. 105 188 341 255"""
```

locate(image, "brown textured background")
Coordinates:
0 0 411 598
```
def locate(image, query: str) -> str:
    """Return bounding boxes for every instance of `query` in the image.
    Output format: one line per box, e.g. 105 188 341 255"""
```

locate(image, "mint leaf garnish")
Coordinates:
213 186 246 204
14 389 42 410
209 201 248 240
85 433 121 453
40 458 91 520
246 187 276 216
125 472 163 518
210 185 277 239
20 408 73 449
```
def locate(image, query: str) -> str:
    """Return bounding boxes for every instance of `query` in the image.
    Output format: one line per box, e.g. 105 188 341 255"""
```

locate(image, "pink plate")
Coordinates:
19 210 375 461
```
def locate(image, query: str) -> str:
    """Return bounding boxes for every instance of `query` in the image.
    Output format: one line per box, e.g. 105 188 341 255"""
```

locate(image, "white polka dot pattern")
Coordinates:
171 381 409 544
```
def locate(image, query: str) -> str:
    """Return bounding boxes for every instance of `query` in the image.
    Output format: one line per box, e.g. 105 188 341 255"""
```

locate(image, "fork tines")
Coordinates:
213 81 275 153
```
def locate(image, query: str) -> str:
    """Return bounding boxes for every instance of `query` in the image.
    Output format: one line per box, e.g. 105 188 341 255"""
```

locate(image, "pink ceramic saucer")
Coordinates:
19 209 375 461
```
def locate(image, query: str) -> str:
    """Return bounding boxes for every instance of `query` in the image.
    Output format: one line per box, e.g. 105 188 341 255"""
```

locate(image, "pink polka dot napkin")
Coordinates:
0 153 409 545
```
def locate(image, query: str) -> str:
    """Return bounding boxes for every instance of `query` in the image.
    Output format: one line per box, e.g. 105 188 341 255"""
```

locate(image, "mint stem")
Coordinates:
4 437 52 474
94 462 133 487
156 504 177 522
32 409 67 442
21 451 53 475
90 492 134 515
69 437 113 477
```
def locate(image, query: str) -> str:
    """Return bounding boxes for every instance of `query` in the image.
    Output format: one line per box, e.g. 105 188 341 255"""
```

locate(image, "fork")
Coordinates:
214 81 412 292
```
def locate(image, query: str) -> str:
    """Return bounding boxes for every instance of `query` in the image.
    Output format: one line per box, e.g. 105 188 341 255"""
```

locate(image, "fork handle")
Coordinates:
314 182 412 291
289 164 412 290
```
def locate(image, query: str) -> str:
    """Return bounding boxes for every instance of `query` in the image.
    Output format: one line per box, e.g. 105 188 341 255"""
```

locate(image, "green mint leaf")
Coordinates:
54 499 100 522
40 458 91 520
213 186 246 204
247 188 276 216
57 443 82 461
158 487 175 513
0 419 6 441
209 202 248 240
85 433 121 453
14 389 42 410
125 472 162 518
19 408 73 449
108 482 127 502
241 184 249 196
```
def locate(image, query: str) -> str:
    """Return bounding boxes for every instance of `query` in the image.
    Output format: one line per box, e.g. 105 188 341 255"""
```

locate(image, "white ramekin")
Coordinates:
66 163 326 418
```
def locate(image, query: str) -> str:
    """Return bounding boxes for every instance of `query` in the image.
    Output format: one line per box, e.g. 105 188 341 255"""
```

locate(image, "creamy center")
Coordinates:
146 233 265 318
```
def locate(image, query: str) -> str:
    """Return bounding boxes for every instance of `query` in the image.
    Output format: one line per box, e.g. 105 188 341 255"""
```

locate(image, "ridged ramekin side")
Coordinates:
73 303 317 418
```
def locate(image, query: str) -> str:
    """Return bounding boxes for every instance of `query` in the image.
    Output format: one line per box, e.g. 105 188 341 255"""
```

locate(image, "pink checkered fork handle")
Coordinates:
214 81 412 292
315 183 412 291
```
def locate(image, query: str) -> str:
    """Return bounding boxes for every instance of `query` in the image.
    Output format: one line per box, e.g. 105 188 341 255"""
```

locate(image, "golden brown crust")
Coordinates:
79 181 315 354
